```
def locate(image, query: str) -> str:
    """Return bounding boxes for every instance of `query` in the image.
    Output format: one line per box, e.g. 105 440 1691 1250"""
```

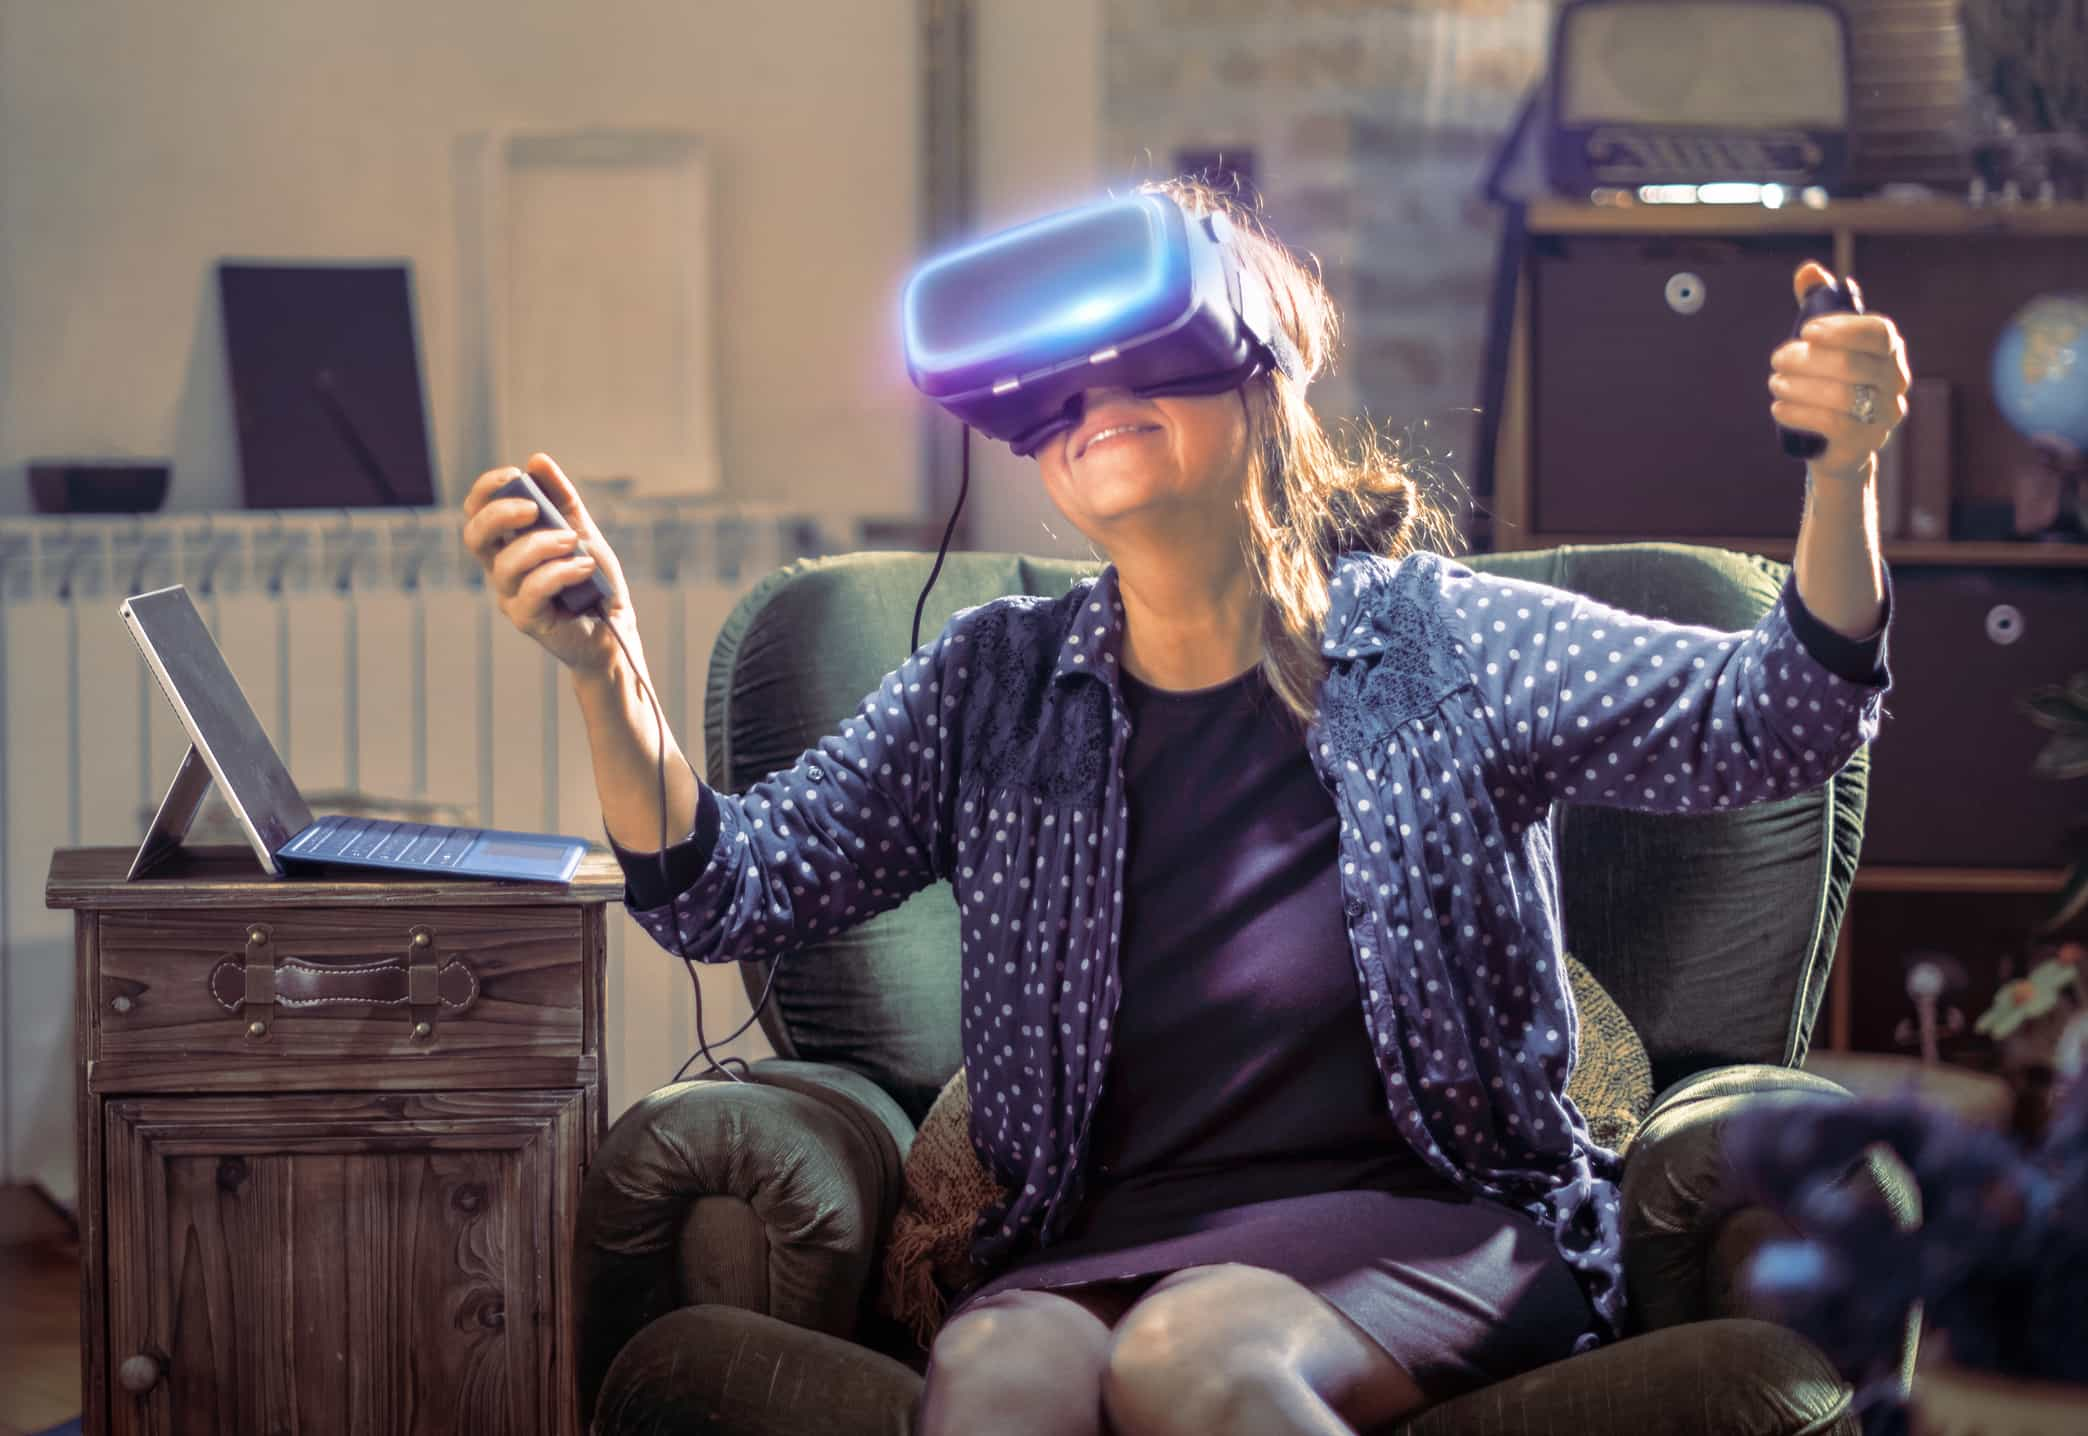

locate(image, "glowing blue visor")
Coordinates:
902 192 1304 456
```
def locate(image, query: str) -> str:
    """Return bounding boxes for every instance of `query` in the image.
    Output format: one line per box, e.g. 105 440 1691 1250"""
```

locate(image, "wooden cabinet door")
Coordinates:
103 1090 585 1436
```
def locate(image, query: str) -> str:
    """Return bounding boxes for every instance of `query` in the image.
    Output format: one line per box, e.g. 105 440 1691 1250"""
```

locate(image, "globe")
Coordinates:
1991 293 2088 453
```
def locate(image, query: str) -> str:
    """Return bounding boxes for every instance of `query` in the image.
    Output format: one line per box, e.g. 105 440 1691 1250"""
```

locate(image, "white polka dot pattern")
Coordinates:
614 548 1892 1359
623 629 958 964
1432 557 1888 811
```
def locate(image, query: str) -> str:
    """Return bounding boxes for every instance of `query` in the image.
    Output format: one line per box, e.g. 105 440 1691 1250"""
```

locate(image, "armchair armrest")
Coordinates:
1620 1062 1921 1335
575 1058 916 1425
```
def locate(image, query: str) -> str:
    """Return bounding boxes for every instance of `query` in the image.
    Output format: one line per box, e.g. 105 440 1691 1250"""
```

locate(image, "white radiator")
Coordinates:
0 502 818 1202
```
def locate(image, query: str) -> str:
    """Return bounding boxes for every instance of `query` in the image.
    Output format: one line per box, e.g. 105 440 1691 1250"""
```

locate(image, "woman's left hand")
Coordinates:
1767 261 1913 487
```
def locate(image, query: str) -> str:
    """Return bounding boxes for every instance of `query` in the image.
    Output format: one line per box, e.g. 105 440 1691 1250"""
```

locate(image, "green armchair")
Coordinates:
575 544 1921 1436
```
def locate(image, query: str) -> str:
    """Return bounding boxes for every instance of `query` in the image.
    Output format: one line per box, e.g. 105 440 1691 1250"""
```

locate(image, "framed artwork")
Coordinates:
457 128 723 498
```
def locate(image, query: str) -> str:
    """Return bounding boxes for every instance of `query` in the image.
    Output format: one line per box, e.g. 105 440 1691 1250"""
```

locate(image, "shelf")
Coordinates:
1523 197 2088 238
1853 867 2069 894
1494 203 2088 1058
1874 541 2088 568
1498 534 2088 568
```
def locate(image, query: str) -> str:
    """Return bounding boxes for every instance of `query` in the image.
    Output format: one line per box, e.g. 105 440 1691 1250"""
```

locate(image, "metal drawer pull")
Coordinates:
208 923 478 1039
119 1346 168 1394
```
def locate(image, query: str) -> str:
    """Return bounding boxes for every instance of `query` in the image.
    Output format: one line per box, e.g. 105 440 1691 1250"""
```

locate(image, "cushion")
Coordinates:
1566 949 1656 1152
878 953 1652 1344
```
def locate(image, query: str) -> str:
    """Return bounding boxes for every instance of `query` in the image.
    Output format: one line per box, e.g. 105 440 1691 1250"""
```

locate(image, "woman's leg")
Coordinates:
915 1279 1151 1436
1101 1264 1430 1436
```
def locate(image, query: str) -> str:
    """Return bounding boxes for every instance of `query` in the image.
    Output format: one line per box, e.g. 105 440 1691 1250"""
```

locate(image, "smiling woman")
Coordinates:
1034 381 1257 687
895 181 1606 1436
566 172 1895 1436
1022 177 1462 704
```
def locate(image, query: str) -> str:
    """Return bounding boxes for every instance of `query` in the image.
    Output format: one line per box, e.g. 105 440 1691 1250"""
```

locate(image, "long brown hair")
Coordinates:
1145 176 1462 727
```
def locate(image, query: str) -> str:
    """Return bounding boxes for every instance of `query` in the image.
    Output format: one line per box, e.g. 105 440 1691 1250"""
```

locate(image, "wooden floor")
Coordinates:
0 1184 81 1436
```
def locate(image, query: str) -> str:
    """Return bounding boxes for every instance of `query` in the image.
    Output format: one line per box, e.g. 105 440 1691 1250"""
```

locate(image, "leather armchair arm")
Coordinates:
575 1058 916 1425
1620 1062 1922 1335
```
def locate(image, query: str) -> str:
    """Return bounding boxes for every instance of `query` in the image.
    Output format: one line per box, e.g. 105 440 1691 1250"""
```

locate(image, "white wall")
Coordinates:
967 0 1107 562
0 0 924 1197
0 0 922 519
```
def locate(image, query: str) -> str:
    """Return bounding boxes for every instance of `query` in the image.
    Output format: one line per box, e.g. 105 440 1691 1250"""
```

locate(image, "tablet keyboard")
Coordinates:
284 818 481 868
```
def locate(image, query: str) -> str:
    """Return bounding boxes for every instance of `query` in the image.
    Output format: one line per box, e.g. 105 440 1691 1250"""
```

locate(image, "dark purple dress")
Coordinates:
946 663 1594 1403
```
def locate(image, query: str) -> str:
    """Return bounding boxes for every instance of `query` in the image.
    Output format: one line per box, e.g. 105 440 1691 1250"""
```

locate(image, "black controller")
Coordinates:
491 472 616 616
1778 277 1865 461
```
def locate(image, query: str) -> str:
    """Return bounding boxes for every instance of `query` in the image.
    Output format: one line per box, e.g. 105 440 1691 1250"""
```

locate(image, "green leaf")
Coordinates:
2042 858 2088 935
2031 727 2088 780
2030 960 2080 993
2022 687 2088 733
2031 732 2088 781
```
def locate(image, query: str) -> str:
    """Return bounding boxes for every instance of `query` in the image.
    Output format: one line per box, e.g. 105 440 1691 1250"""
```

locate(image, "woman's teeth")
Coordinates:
1083 424 1152 453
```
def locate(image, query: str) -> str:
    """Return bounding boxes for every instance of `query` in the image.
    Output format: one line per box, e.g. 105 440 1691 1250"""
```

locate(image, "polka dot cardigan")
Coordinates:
610 547 1893 1355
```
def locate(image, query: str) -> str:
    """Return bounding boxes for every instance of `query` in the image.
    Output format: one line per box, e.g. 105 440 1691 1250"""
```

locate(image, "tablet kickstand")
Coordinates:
128 743 219 880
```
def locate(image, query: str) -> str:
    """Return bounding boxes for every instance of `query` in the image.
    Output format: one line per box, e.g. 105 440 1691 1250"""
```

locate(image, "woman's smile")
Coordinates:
1037 387 1247 552
1075 421 1161 458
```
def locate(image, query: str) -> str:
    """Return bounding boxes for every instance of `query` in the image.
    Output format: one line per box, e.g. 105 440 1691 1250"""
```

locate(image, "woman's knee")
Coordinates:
1104 1330 1285 1436
925 1289 1116 1401
1099 1263 1430 1435
1101 1277 1274 1433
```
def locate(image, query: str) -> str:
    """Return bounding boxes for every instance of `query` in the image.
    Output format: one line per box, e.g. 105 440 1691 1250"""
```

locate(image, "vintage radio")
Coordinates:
1545 0 1854 193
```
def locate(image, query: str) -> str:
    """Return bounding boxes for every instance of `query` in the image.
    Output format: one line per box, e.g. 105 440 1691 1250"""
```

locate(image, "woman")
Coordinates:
461 179 1906 1435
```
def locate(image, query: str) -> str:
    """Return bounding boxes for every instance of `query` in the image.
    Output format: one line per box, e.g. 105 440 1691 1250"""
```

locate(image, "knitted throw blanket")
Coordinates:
879 951 1651 1347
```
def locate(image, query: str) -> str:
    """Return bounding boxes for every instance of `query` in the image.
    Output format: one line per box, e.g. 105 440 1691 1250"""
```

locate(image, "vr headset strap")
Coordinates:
1204 211 1307 391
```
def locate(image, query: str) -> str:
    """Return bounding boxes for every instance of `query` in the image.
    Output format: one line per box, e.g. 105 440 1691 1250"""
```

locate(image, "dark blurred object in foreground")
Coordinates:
1725 1036 2088 1427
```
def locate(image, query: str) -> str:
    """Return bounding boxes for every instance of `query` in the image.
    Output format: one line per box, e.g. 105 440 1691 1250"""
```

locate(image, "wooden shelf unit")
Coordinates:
1523 197 2088 239
1485 198 2088 1057
1487 198 2088 561
1828 869 2074 1054
1853 866 2071 895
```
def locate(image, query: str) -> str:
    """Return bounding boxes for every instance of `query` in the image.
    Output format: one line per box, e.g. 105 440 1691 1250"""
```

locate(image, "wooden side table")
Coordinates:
46 844 626 1436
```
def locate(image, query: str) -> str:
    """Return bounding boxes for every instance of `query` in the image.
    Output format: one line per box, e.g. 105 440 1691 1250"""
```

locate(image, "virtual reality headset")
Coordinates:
902 191 1308 456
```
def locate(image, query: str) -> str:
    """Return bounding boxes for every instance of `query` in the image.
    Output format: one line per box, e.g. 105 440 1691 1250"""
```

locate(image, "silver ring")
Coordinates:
1848 383 1879 425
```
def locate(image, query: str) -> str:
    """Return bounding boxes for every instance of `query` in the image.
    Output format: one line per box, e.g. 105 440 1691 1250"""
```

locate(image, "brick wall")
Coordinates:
1103 0 1553 538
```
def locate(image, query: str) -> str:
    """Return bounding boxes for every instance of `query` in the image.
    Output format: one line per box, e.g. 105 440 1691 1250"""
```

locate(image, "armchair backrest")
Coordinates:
705 544 1866 1122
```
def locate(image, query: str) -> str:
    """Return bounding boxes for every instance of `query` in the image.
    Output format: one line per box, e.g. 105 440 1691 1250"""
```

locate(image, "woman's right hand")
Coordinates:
461 453 639 681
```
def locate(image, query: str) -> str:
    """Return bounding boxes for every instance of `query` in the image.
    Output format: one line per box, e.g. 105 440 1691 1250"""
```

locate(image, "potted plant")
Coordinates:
1974 940 2085 1136
2015 671 2088 937
1965 674 2088 1137
1722 1052 2088 1435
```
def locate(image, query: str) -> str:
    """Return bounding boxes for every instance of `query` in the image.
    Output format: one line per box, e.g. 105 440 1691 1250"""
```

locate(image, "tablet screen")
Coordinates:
121 585 314 861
